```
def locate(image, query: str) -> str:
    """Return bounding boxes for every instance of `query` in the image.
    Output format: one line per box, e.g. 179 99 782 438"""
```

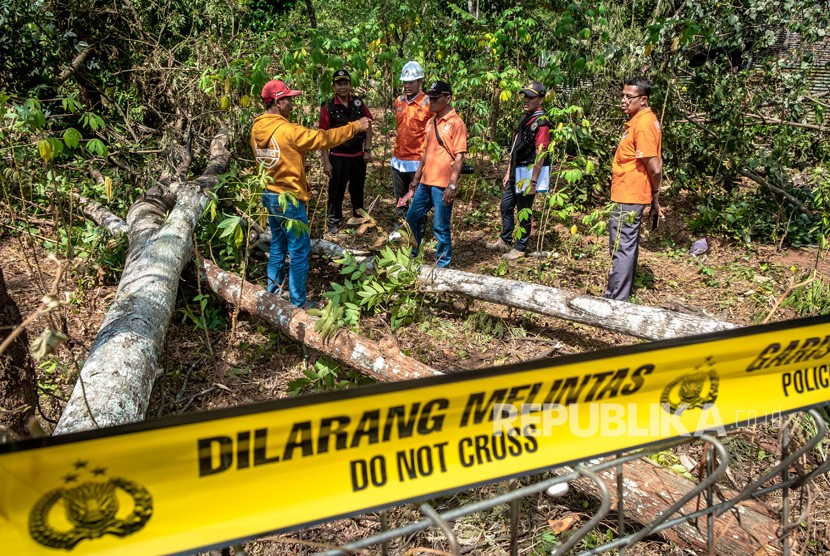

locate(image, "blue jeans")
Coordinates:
262 191 310 306
405 183 453 267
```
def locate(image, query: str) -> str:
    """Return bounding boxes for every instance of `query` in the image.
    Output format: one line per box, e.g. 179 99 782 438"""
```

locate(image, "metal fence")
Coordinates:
294 409 830 556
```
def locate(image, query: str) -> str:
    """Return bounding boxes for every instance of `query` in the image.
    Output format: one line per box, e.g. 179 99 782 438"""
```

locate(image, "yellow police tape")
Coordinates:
2 316 829 554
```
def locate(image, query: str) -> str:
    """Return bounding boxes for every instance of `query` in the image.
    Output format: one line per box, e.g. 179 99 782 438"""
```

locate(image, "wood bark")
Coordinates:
0 268 37 439
71 192 129 236
309 241 736 341
564 457 782 555
54 128 230 435
198 259 440 382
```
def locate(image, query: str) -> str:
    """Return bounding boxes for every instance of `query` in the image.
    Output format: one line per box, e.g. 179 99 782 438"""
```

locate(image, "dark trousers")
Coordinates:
327 155 365 228
603 202 646 301
392 168 416 218
499 181 535 252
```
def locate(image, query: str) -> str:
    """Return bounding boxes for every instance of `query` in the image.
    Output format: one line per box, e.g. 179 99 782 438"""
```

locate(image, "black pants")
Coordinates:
327 155 366 228
499 180 535 252
392 168 416 218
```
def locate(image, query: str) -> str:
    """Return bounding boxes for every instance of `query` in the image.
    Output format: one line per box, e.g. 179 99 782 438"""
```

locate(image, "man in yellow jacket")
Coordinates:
251 80 370 307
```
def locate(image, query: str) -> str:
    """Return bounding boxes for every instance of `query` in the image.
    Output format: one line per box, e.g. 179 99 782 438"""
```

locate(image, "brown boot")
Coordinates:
502 248 526 260
486 238 511 253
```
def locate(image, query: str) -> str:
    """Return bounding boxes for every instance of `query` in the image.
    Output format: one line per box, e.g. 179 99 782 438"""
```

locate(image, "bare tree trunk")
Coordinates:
304 0 317 28
308 241 735 341
198 259 440 382
0 268 37 439
54 128 230 435
417 266 735 340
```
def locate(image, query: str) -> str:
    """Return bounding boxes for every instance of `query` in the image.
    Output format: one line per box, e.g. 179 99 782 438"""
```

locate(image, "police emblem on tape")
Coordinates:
28 460 153 549
660 356 719 415
530 120 539 131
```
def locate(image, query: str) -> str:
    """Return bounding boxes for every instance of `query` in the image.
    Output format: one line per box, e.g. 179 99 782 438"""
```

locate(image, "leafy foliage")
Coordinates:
311 244 421 338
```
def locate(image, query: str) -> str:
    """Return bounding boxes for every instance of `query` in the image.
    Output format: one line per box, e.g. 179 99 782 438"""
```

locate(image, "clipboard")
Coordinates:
515 165 550 194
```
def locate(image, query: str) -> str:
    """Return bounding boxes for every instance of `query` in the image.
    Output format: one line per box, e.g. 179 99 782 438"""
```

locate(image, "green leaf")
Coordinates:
62 127 81 149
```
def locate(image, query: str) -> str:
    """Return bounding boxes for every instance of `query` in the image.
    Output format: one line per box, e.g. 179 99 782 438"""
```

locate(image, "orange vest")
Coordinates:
393 92 432 161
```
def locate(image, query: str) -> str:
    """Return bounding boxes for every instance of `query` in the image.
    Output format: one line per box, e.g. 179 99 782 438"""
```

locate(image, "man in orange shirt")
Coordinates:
405 80 467 267
252 80 369 307
392 61 431 220
603 76 663 301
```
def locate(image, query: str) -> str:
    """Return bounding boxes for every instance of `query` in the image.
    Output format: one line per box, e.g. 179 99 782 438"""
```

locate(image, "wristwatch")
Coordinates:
448 183 456 190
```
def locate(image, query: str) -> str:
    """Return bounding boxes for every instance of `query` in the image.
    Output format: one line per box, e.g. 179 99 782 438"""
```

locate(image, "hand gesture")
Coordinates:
323 160 333 179
356 117 370 132
443 186 456 205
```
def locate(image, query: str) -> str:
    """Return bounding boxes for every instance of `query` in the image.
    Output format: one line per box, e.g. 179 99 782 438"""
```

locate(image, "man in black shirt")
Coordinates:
486 81 551 260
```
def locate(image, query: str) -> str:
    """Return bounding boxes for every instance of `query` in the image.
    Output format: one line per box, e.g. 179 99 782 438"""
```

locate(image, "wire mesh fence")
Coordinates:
270 408 830 556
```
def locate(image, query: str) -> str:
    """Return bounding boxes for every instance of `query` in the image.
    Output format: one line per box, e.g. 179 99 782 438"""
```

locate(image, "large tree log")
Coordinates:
309 240 735 341
564 457 781 555
416 266 735 341
54 128 230 435
198 259 440 382
0 268 37 439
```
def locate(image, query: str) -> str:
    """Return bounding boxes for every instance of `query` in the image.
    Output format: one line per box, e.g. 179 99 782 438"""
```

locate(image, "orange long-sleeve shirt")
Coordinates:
251 113 361 202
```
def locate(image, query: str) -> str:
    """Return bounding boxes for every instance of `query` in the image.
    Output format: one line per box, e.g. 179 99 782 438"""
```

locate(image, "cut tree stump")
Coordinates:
54 127 230 435
197 258 440 382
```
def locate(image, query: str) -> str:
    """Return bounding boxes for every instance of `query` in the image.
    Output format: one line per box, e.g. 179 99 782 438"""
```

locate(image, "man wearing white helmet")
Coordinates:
391 61 431 222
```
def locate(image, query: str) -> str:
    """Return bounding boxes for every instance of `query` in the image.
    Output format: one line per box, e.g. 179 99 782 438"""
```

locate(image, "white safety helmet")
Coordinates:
400 61 425 82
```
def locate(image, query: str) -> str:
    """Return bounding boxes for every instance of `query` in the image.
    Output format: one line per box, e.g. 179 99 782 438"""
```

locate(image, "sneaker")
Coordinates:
486 238 511 253
502 248 526 260
388 230 402 241
346 216 365 226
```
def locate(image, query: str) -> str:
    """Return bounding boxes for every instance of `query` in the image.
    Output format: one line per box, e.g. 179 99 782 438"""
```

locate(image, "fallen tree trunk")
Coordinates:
309 241 735 341
198 259 440 381
564 457 781 555
54 128 230 435
416 266 734 341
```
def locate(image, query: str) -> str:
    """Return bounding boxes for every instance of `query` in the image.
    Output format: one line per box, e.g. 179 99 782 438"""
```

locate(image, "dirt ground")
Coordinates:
2 142 829 555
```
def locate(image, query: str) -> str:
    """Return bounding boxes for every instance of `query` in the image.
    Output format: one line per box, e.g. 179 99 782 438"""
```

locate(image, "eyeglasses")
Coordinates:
622 93 644 101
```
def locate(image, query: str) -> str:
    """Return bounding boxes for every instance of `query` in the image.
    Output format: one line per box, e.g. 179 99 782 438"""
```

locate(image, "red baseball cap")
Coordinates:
261 80 302 103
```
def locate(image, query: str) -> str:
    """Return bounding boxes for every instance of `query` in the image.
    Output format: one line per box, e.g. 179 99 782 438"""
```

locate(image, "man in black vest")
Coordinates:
320 68 374 233
486 81 551 260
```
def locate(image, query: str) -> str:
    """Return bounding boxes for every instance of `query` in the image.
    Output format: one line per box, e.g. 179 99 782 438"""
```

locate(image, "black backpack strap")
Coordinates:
433 116 453 159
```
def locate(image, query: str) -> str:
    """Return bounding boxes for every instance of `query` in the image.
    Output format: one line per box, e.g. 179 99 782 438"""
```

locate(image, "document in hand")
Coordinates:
515 165 550 194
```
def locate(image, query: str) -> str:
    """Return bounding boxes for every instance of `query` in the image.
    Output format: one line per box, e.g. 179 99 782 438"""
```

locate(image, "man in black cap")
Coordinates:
486 81 551 260
405 80 467 267
319 68 374 233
